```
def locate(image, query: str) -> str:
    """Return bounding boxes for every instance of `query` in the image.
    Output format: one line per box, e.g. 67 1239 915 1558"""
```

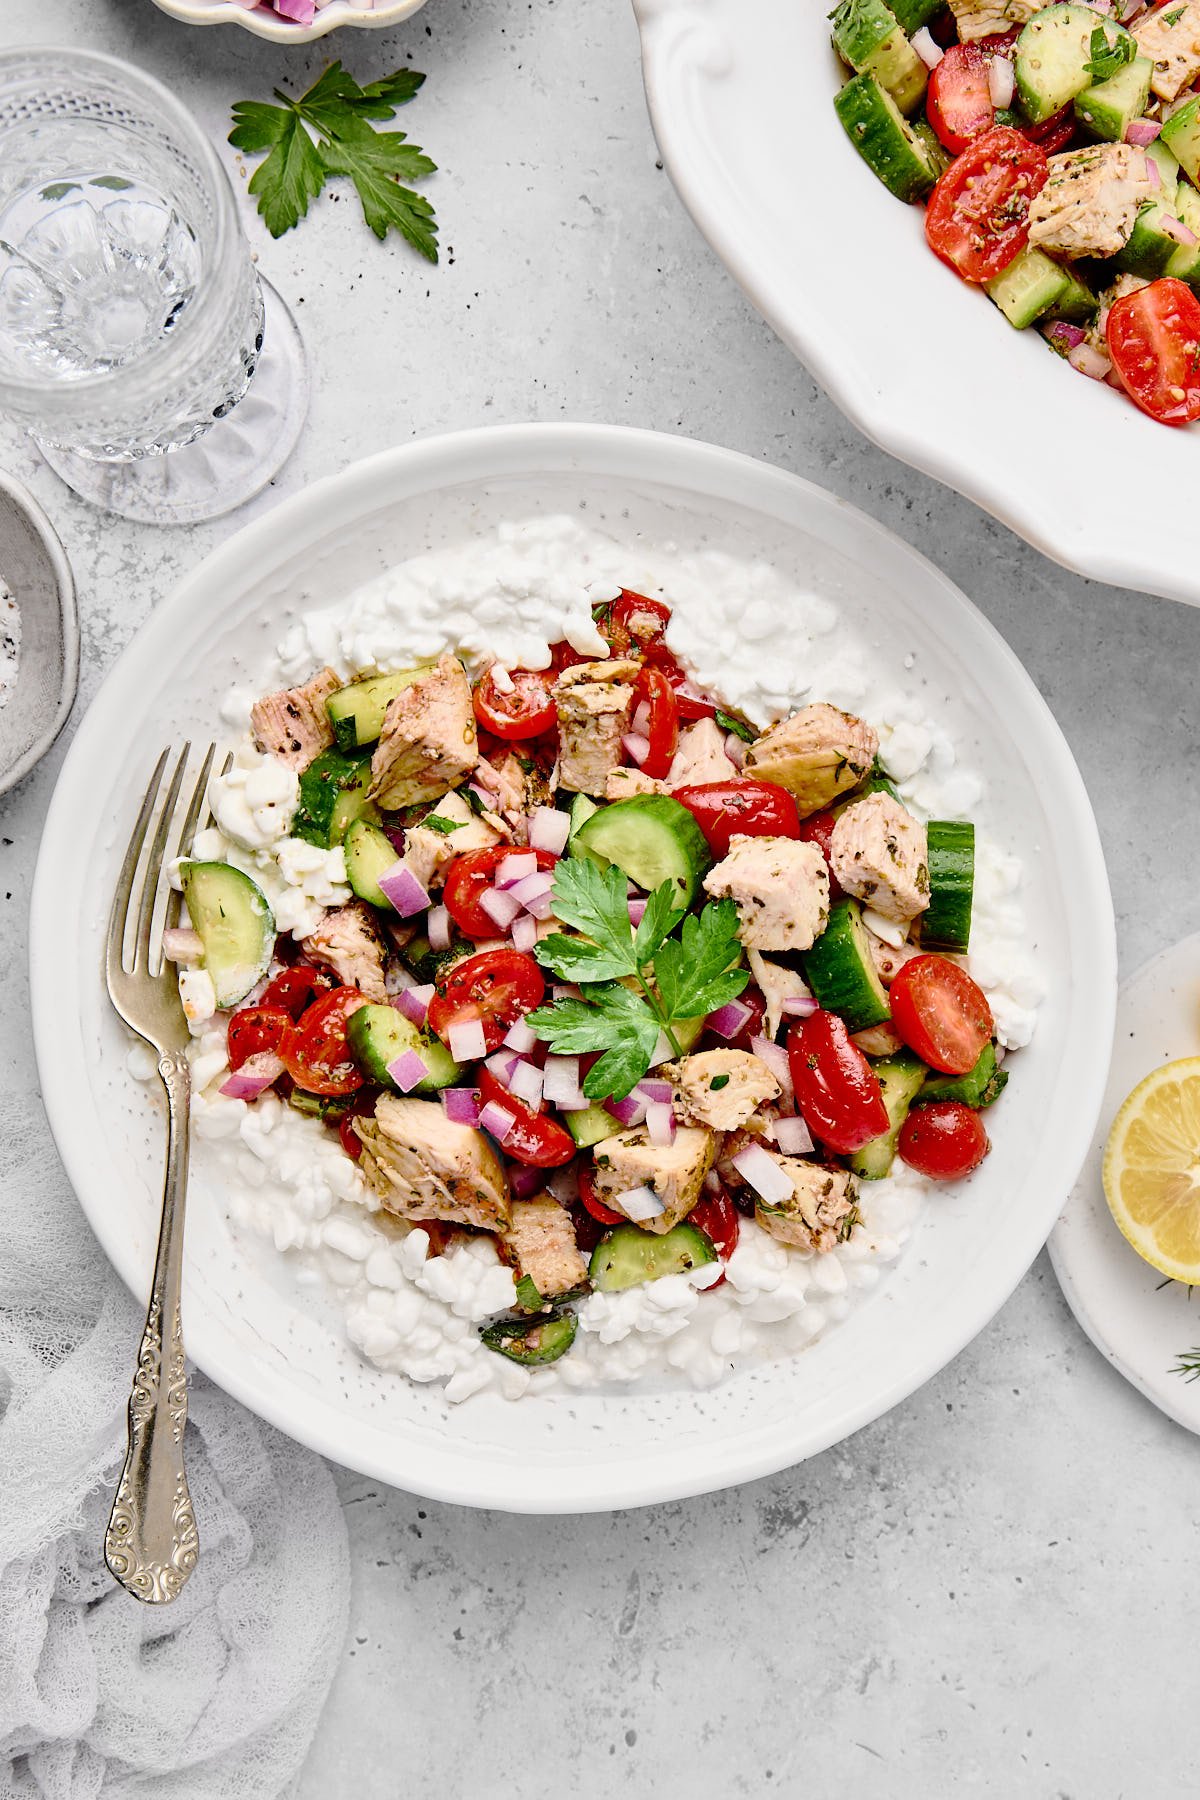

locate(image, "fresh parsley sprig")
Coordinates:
1085 25 1135 83
229 63 439 257
526 860 747 1100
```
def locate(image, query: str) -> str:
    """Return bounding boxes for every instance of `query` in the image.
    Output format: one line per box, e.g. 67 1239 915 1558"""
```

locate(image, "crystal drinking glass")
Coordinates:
0 48 308 525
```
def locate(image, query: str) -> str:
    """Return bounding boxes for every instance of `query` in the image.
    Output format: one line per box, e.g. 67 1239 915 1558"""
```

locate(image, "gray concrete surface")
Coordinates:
2 1 1198 1794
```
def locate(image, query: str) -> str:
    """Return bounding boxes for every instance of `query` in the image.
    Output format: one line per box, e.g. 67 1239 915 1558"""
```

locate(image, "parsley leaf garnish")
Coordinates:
229 62 439 257
1085 25 1135 82
528 861 747 1099
714 708 755 744
420 814 459 835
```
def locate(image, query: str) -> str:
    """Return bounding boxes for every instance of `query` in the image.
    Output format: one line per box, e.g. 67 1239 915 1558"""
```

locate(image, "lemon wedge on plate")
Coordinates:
1103 1056 1200 1283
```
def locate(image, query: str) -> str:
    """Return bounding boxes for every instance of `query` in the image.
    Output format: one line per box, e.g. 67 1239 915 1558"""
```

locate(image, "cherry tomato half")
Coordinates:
796 808 844 900
599 589 672 655
280 987 369 1096
443 845 559 940
927 43 995 153
260 962 334 1021
227 1004 293 1071
1021 104 1075 153
578 1162 626 1227
426 948 546 1053
673 779 801 860
337 1087 383 1159
889 955 993 1076
898 1100 990 1180
640 643 717 721
1106 278 1200 426
688 1181 739 1287
925 128 1048 283
473 665 556 741
632 664 680 779
786 1009 889 1154
477 1067 576 1168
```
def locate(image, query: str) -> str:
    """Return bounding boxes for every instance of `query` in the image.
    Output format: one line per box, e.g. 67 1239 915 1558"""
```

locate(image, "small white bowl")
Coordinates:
0 473 78 798
148 0 428 44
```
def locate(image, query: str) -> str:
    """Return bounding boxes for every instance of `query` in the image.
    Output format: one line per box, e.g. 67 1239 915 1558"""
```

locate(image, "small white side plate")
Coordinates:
0 473 78 798
1050 933 1200 1438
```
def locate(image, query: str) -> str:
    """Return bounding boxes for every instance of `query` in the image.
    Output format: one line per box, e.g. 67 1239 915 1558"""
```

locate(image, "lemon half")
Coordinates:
1103 1056 1200 1284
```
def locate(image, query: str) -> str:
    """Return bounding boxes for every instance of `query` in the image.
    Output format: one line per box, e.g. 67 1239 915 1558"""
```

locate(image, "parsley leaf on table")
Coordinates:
229 62 439 257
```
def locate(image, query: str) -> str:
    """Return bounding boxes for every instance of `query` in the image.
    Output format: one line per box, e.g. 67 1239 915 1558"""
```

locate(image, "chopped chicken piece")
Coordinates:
752 1158 857 1254
355 1096 511 1233
830 793 930 924
590 1124 717 1235
553 659 639 795
865 927 920 988
1028 144 1155 259
473 751 553 843
606 768 668 800
747 948 812 1040
369 654 477 810
251 667 341 772
665 1048 781 1132
851 1022 905 1058
1135 0 1200 99
402 789 500 891
505 1197 588 1297
302 899 388 1001
666 716 737 787
703 834 829 953
947 0 1038 41
744 703 878 818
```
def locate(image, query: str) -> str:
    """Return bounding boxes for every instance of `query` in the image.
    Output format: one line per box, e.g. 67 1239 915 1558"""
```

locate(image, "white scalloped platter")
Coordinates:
147 0 427 44
633 0 1200 606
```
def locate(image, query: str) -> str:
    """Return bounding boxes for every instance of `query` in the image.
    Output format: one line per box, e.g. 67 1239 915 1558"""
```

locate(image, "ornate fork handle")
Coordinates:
104 1048 199 1603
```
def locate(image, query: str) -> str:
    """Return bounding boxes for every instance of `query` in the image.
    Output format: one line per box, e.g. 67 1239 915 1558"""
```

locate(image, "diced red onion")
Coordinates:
275 0 315 22
632 700 652 735
480 886 523 931
497 851 538 887
724 733 747 768
479 1099 517 1144
509 869 555 907
510 1164 544 1199
622 732 651 766
773 1114 815 1157
508 1060 545 1108
522 889 556 920
442 1086 482 1127
912 25 943 67
988 56 1015 109
731 1142 794 1206
1162 213 1198 244
606 1092 648 1128
219 1050 284 1101
553 983 582 1002
162 926 204 965
485 1049 520 1085
386 1047 430 1093
468 782 492 810
504 1017 538 1053
511 914 539 952
780 994 818 1018
448 1018 487 1063
1145 153 1161 188
1044 320 1087 353
1068 341 1112 381
751 1034 793 1102
635 1078 675 1105
645 1101 676 1147
616 1184 665 1222
426 904 452 952
391 984 434 1026
529 807 570 855
377 862 430 918
628 896 648 927
543 1055 585 1108
649 1031 676 1068
1126 117 1161 145
707 998 754 1039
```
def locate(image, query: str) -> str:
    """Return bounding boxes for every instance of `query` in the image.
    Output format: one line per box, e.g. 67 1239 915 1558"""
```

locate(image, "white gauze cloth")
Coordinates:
0 1087 350 1799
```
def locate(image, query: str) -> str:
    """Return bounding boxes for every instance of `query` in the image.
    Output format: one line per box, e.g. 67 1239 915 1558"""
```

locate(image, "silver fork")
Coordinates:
103 743 216 1604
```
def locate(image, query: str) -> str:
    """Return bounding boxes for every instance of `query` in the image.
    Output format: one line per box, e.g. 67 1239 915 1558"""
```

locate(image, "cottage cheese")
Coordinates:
185 513 1043 1405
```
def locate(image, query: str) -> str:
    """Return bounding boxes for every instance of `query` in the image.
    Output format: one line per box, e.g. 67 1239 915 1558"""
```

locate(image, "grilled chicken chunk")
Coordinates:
666 716 737 787
505 1197 588 1298
830 793 930 924
472 750 554 843
606 768 667 800
946 0 1038 41
369 654 477 810
665 1048 780 1132
302 899 388 1002
552 659 639 796
703 834 830 953
355 1096 511 1232
401 789 501 891
747 948 812 1040
590 1124 717 1234
752 1158 857 1254
1135 0 1200 99
1028 144 1156 259
743 703 878 818
251 667 341 772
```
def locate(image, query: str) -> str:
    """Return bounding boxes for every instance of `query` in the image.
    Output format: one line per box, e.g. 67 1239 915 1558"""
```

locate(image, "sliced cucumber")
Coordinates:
480 1310 577 1365
848 1051 928 1181
1045 263 1099 322
346 1004 462 1093
1146 138 1181 206
344 818 401 910
1014 6 1134 125
567 792 601 849
885 0 942 29
830 0 927 116
566 1102 620 1150
288 1088 355 1122
325 666 434 754
918 1040 1008 1108
589 1220 717 1291
1114 200 1181 278
293 749 380 848
1161 93 1200 187
987 247 1069 329
922 820 974 952
1074 54 1152 141
573 794 711 906
834 73 940 203
179 861 274 1009
1168 182 1200 284
801 898 891 1032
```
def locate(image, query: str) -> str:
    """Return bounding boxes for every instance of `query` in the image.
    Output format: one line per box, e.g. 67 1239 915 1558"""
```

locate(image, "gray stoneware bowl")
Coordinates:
0 474 78 798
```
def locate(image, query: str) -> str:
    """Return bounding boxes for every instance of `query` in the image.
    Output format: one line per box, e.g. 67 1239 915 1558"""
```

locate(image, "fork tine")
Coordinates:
133 745 190 975
108 750 170 983
161 744 217 952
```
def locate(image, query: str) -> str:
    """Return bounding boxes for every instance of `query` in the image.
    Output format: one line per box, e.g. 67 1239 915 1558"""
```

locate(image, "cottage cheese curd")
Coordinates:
182 513 1043 1405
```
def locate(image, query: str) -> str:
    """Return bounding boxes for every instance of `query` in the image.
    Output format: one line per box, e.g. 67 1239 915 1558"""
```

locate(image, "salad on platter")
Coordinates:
832 0 1200 424
152 523 1039 1405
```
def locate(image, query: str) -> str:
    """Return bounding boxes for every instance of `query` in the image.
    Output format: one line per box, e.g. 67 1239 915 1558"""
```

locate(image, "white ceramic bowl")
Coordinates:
148 0 427 44
634 0 1200 606
30 424 1116 1512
